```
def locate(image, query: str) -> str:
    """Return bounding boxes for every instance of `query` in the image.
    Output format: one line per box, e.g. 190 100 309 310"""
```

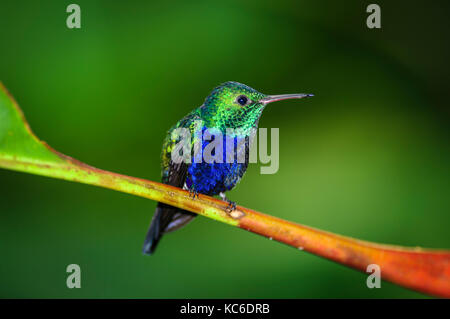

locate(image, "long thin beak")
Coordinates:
260 93 314 105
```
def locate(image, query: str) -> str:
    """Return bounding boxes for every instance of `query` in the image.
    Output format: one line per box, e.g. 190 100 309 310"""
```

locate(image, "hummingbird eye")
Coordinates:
236 95 249 106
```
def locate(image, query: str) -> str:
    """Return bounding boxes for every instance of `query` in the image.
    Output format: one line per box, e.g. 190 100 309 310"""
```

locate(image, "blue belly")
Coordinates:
187 161 247 195
185 128 249 195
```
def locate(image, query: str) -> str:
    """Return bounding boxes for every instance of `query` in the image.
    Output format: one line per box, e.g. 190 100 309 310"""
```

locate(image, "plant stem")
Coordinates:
1 150 450 297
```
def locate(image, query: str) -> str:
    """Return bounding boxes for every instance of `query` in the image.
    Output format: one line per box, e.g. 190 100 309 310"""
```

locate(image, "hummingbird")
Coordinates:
143 81 313 254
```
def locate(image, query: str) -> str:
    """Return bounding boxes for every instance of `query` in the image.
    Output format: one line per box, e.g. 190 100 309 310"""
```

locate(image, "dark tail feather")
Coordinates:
142 203 196 255
142 203 165 255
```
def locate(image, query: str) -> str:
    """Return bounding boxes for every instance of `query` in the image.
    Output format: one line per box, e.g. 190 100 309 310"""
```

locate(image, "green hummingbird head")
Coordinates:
200 81 313 132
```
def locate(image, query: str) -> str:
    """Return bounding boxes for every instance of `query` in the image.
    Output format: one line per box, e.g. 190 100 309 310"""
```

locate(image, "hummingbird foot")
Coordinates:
189 188 199 199
220 192 236 212
226 201 237 212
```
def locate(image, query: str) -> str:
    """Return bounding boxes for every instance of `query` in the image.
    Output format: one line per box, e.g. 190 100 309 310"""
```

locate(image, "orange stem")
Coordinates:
236 207 450 297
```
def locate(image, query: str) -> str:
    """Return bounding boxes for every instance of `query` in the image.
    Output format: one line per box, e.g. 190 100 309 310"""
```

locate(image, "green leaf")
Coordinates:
0 83 64 166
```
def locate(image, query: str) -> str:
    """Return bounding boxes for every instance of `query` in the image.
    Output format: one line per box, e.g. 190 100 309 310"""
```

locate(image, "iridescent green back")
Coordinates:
160 110 203 183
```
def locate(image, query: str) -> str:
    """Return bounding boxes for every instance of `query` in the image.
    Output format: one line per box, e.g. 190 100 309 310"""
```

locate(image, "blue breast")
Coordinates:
186 128 249 195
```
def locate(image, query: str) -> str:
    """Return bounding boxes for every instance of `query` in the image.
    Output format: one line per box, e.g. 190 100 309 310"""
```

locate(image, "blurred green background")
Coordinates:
0 0 449 298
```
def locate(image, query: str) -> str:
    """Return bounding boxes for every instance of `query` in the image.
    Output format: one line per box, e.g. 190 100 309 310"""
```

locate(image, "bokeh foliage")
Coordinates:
0 0 449 298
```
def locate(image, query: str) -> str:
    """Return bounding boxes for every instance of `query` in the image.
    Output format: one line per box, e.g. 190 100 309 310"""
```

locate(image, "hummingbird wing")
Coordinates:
142 111 201 255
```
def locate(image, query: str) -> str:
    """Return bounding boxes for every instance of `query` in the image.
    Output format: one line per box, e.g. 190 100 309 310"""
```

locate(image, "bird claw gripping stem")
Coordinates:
189 188 199 199
219 192 236 212
225 200 237 213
